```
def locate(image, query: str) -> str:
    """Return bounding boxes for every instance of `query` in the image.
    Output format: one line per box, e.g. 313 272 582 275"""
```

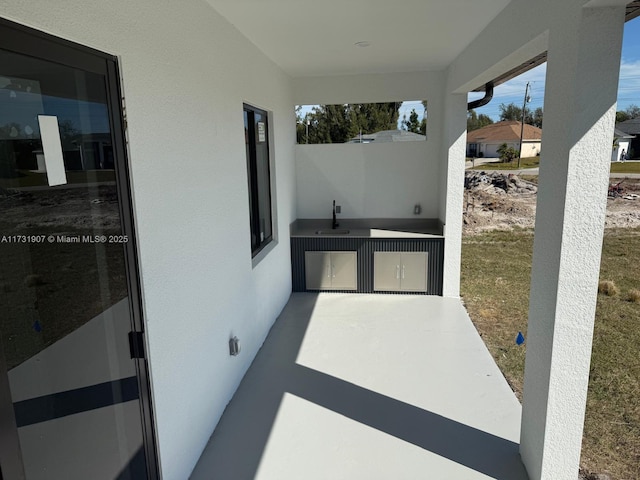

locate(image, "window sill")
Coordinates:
252 239 277 268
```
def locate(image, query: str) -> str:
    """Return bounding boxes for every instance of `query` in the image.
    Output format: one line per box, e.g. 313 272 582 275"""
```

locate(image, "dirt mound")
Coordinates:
462 171 640 234
463 172 538 233
465 171 538 195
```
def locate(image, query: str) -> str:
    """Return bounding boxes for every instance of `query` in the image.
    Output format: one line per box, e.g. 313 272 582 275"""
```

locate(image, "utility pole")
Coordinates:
518 81 531 169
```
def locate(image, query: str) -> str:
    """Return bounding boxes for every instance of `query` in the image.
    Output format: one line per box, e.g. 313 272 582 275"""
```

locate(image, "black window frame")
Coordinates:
244 103 273 257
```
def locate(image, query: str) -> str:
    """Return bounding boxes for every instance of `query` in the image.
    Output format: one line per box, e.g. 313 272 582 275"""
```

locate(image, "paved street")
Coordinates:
466 159 640 178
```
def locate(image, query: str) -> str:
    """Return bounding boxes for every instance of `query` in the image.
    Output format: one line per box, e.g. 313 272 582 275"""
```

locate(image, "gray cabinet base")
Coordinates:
291 237 443 295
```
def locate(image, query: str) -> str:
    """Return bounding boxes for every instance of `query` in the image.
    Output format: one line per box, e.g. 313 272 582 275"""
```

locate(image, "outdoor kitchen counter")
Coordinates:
289 219 444 238
290 219 445 295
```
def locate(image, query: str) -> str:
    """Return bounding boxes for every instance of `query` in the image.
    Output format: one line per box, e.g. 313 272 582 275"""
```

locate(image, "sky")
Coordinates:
468 15 640 122
300 15 640 128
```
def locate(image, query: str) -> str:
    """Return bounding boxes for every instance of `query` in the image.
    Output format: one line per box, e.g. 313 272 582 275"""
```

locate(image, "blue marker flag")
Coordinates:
516 331 525 345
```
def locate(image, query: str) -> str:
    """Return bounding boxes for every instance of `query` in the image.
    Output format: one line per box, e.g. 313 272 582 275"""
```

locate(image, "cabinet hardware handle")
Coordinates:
402 265 405 279
332 264 336 278
396 265 400 279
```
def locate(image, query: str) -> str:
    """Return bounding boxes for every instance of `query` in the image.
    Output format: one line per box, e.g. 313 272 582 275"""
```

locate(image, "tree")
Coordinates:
531 107 543 128
625 104 640 119
467 109 494 131
297 102 401 144
499 102 542 128
616 111 630 123
295 106 307 144
402 109 425 134
349 102 400 136
615 104 640 124
499 103 529 122
496 142 519 163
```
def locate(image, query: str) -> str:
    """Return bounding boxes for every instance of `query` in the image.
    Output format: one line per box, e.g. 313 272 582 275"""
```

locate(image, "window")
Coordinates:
244 104 273 256
295 101 427 144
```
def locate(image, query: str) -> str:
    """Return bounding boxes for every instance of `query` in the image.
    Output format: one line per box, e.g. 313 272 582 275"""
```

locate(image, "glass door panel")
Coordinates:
0 38 151 480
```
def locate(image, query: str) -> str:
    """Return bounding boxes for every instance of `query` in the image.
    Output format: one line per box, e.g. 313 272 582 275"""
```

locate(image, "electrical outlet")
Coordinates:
335 205 341 214
229 336 240 356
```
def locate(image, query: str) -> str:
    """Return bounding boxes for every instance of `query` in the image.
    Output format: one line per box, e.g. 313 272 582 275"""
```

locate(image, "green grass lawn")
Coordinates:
461 228 640 479
610 161 640 174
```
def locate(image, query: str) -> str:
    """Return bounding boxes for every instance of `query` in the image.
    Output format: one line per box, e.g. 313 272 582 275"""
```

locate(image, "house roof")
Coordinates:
466 121 542 143
614 128 635 139
347 129 425 143
616 118 640 135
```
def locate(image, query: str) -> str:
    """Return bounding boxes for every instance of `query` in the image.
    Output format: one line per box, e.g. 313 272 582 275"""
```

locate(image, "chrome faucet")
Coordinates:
332 200 339 229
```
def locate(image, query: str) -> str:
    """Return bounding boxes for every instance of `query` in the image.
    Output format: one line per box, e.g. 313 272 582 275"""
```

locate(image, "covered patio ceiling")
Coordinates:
206 0 511 77
207 0 640 90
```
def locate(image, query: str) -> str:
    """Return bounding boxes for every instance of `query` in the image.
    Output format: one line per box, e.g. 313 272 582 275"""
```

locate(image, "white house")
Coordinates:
612 127 635 161
0 1 634 479
615 117 640 158
467 120 542 158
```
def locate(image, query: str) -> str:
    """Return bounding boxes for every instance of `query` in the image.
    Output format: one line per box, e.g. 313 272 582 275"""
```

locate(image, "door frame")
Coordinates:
0 17 159 479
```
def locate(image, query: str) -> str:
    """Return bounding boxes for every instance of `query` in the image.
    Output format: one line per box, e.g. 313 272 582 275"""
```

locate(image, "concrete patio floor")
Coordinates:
190 293 528 480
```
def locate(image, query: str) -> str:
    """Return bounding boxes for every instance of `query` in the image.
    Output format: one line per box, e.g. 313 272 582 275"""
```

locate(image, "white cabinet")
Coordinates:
373 252 428 292
305 251 357 291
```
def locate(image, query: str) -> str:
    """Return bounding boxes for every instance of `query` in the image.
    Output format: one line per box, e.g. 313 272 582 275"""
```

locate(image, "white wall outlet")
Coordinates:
229 336 240 356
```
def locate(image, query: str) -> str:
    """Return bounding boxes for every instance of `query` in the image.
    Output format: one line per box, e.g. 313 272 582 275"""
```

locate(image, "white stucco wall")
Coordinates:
520 141 542 157
293 71 447 222
520 6 625 479
437 91 467 298
1 3 296 479
295 141 437 219
448 1 627 478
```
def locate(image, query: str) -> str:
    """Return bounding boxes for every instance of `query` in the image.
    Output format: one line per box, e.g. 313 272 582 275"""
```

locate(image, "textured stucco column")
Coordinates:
440 93 468 298
520 5 625 479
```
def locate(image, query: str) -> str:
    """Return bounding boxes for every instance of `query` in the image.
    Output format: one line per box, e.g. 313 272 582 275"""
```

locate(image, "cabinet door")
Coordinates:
305 252 332 290
373 252 402 291
400 252 428 292
330 252 357 290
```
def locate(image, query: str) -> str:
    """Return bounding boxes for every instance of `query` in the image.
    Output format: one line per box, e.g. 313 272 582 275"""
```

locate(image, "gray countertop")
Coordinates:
290 218 444 238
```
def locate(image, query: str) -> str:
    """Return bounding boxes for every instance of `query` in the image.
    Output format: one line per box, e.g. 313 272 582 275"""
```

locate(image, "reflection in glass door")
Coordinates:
0 20 156 479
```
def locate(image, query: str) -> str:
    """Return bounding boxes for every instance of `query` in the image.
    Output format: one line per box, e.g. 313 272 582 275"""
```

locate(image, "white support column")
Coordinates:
520 5 626 479
440 93 468 298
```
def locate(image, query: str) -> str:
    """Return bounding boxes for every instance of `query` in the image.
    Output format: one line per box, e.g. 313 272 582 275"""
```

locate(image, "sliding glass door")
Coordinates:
0 19 157 479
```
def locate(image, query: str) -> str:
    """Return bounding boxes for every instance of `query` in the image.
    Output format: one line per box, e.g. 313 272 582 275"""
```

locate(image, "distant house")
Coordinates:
612 128 635 162
347 129 426 143
615 118 640 159
466 120 542 158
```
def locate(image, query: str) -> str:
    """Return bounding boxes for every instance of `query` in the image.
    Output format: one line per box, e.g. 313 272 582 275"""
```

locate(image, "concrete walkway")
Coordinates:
190 293 527 480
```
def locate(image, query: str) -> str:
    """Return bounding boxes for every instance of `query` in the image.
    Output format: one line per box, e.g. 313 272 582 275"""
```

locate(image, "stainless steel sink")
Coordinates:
315 229 350 235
